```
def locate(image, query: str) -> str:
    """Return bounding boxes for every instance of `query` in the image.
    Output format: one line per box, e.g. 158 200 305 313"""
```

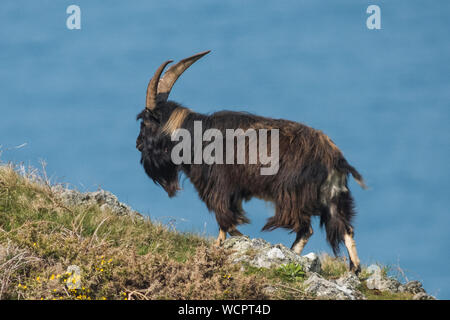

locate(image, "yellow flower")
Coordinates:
36 276 41 282
33 242 37 247
101 297 106 300
49 274 55 280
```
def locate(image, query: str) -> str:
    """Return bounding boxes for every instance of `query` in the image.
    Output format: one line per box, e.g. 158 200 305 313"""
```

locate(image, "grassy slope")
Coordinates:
0 164 413 300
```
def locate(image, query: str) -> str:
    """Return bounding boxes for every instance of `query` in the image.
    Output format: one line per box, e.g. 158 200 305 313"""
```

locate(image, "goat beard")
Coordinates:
160 177 180 197
140 150 180 198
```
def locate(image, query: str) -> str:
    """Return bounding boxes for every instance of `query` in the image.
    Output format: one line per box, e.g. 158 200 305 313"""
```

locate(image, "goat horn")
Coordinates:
146 60 173 110
157 50 211 101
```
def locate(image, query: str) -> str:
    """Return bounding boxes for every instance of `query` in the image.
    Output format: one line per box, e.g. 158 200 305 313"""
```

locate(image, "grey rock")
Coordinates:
366 272 402 292
304 273 364 300
302 253 322 275
335 272 361 291
267 247 285 260
402 280 426 295
52 186 141 218
365 265 402 293
364 266 435 298
366 264 382 275
223 236 321 273
413 292 436 300
333 272 366 300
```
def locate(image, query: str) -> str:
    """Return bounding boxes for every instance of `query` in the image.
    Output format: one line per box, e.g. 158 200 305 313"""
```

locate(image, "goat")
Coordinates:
136 51 367 273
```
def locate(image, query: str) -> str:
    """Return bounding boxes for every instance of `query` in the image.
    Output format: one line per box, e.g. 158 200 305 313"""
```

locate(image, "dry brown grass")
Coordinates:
319 253 349 279
0 163 416 300
0 164 271 300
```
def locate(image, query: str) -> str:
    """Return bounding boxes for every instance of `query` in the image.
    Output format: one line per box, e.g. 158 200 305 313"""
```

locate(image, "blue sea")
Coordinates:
1 0 449 298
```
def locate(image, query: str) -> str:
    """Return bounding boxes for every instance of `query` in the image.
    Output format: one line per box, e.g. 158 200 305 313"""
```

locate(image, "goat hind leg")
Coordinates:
344 228 361 274
291 226 313 255
228 196 248 237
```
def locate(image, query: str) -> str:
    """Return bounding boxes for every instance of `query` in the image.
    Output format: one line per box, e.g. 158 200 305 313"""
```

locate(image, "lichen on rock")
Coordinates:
222 236 435 300
223 236 321 273
304 273 365 300
51 185 141 218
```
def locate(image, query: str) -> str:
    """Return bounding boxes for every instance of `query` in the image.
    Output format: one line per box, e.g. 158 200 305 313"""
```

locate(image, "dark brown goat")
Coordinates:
136 51 367 273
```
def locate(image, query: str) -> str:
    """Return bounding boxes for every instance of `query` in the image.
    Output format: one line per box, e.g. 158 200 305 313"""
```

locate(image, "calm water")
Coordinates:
1 0 449 298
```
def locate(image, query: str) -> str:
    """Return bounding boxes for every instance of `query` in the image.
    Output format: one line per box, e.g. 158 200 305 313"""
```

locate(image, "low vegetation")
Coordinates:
0 163 414 300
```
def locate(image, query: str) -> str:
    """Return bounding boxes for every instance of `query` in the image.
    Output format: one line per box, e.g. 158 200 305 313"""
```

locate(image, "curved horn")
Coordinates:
146 60 173 110
157 50 211 101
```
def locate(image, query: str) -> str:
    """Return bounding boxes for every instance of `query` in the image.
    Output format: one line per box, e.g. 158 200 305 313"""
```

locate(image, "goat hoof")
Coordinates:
350 263 361 275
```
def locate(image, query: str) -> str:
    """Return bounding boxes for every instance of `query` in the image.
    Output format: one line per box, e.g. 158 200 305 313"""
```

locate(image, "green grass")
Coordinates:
319 254 349 279
357 283 414 300
244 263 306 283
0 163 417 300
0 164 267 300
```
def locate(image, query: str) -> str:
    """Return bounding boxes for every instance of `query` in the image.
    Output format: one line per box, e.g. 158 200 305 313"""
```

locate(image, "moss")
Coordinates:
357 282 415 300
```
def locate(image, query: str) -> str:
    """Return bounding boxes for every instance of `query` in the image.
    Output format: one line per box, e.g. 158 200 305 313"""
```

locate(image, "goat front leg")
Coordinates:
214 228 227 247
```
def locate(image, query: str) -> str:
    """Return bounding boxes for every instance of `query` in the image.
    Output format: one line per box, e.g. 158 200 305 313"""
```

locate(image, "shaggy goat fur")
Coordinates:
137 103 366 255
136 52 366 272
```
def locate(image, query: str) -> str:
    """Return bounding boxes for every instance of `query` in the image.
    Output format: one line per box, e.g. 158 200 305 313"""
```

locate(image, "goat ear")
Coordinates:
147 109 161 123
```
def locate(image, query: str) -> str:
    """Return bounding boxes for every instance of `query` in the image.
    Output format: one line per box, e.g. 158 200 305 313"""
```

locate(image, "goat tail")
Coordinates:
338 158 367 190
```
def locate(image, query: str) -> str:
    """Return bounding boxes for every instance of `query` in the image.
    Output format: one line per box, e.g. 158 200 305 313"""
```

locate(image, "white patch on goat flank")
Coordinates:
320 169 348 205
